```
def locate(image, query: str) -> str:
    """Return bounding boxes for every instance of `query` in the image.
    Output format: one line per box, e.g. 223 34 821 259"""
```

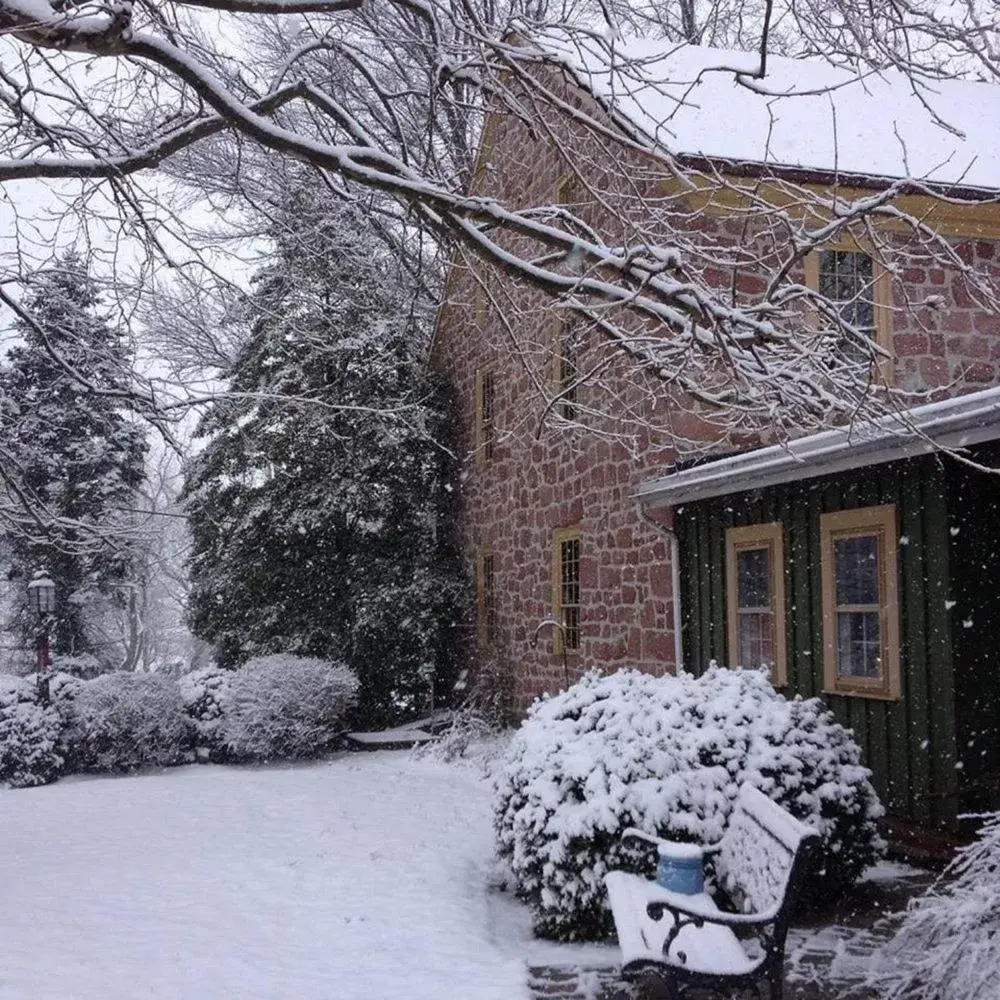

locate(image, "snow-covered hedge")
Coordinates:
494 666 885 940
222 654 358 761
0 655 358 783
179 666 231 759
871 813 1000 1000
0 675 63 788
56 672 190 772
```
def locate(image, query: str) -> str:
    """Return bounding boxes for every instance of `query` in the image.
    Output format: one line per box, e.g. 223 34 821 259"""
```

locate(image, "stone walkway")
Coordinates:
526 863 936 1000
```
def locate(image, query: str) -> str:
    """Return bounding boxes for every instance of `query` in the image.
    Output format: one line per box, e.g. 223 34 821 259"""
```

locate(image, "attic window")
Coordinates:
555 171 583 207
805 245 893 382
819 250 874 353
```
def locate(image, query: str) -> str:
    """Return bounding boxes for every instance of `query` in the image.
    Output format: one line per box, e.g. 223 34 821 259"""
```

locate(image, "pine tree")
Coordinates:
184 197 463 727
0 254 148 662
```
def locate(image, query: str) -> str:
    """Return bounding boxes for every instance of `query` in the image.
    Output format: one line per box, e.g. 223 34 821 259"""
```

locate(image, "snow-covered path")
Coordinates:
0 753 533 1000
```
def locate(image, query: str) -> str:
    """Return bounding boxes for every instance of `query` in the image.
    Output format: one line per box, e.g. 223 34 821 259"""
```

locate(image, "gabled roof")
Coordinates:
535 32 1000 193
636 385 1000 508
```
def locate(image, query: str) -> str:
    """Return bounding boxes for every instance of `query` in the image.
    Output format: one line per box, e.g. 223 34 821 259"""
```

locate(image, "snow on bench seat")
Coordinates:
346 725 436 749
605 871 760 977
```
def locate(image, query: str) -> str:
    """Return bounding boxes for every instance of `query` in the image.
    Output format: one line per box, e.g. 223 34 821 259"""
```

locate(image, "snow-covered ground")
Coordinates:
0 747 931 1000
0 752 534 1000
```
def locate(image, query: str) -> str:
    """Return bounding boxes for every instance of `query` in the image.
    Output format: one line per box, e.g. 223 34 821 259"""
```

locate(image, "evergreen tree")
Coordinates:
0 254 148 661
183 198 463 727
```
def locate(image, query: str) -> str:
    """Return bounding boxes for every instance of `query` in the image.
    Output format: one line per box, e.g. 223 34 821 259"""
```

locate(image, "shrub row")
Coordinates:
494 666 886 941
0 654 358 788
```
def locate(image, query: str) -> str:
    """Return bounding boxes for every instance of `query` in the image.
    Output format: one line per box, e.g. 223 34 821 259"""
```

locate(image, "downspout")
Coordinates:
638 504 685 674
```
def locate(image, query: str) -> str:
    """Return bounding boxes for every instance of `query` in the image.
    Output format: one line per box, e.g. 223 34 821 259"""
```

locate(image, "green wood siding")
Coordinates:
948 440 1000 818
676 455 962 829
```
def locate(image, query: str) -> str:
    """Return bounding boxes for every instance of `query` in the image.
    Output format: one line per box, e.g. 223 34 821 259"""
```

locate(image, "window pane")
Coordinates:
560 536 581 650
834 535 879 605
737 548 771 608
836 611 882 678
559 323 581 419
818 250 875 330
563 604 580 651
738 611 774 668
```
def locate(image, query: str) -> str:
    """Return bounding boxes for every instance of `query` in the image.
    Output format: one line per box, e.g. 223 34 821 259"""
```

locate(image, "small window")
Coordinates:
805 244 893 382
820 505 901 699
555 171 583 208
475 367 495 463
471 110 500 193
552 527 582 653
555 318 581 420
477 548 495 649
819 250 874 332
725 523 787 686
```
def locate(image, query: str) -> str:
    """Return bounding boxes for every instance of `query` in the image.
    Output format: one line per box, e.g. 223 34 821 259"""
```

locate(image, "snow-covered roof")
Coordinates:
538 33 1000 191
637 384 1000 508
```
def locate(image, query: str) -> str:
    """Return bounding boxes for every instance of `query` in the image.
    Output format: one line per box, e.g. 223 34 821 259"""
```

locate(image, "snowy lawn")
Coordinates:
0 751 535 1000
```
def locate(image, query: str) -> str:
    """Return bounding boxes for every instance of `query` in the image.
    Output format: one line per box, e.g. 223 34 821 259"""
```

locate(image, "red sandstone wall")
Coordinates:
430 91 1000 716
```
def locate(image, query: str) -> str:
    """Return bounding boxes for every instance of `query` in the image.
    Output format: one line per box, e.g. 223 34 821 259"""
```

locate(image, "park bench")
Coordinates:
604 784 819 1000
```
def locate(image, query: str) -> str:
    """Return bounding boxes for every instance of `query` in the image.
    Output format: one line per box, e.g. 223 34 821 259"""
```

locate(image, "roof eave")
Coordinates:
637 386 1000 509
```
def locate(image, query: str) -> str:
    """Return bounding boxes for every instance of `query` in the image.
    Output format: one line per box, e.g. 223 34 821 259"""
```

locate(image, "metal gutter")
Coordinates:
637 385 1000 509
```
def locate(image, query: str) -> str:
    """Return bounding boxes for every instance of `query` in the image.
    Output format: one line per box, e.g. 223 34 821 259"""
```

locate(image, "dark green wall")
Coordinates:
676 454 965 829
947 441 1000 816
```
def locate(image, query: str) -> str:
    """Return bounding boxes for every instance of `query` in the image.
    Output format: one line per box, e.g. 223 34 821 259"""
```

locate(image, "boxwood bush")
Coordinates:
179 666 231 760
222 654 358 761
56 672 190 772
494 666 885 940
0 675 63 788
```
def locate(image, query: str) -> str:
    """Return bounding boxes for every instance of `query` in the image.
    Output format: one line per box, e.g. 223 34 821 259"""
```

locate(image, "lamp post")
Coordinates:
27 572 56 705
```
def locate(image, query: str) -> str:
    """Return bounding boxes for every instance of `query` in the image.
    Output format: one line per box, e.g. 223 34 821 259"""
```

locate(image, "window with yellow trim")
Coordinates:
477 548 495 649
554 317 582 420
552 527 582 653
471 111 500 194
820 505 901 699
804 242 893 382
725 523 787 686
475 367 495 464
555 170 583 208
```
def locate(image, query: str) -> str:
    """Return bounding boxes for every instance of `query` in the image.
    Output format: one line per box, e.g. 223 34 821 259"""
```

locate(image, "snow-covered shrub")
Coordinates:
223 654 358 761
48 671 84 705
494 666 885 940
57 672 190 772
870 813 1000 1000
418 705 507 769
0 675 63 788
179 666 231 759
52 653 102 679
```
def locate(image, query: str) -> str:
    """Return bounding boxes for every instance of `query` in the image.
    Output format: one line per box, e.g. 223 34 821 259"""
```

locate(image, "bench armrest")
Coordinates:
644 885 780 928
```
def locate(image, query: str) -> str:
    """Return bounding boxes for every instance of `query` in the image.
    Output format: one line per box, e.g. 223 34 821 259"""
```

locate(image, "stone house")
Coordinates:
429 37 1000 840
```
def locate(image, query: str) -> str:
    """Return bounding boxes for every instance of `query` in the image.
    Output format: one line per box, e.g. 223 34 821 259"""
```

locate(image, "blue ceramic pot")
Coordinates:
655 842 705 895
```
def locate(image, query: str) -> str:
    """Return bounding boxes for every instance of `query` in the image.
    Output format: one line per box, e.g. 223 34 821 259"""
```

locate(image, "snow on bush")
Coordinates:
179 666 231 759
222 654 358 761
52 653 102 679
494 666 885 940
0 675 62 788
870 812 1000 1000
57 672 191 772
